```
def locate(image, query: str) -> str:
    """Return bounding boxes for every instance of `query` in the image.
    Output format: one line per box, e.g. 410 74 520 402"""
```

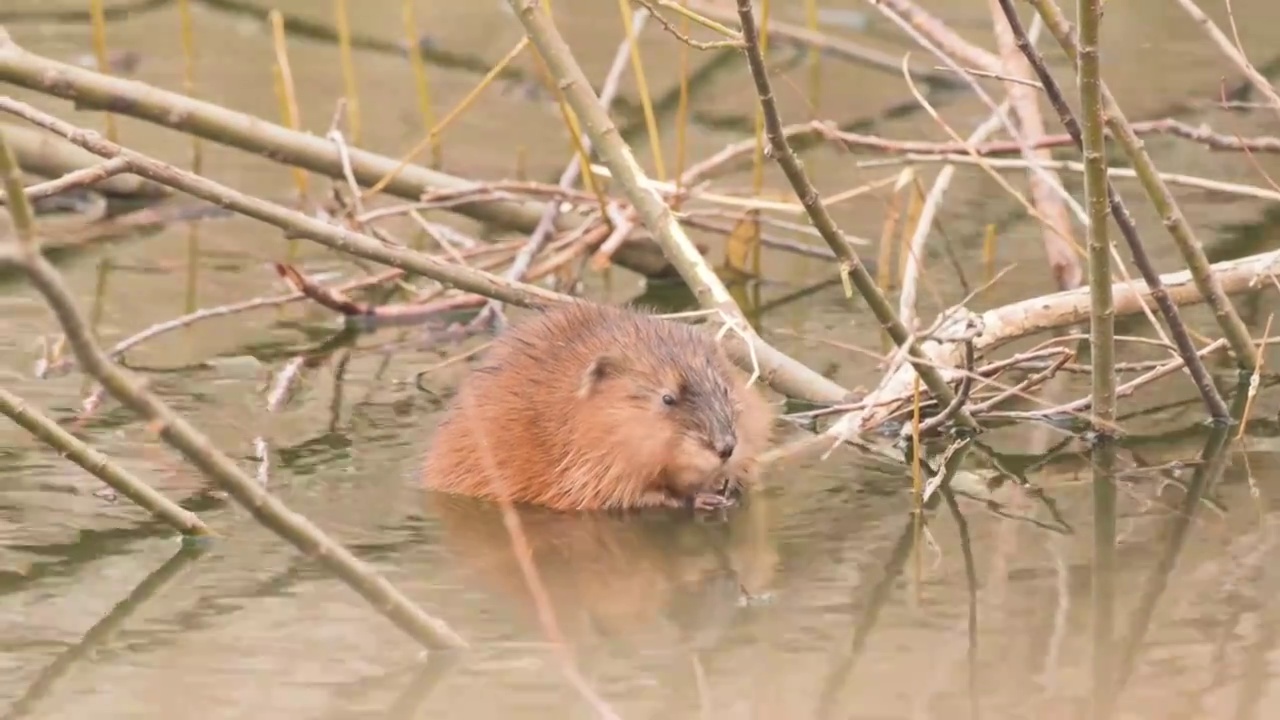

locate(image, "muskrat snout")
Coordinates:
712 436 737 461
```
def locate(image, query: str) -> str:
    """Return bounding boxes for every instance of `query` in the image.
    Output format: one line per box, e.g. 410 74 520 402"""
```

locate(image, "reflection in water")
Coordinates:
424 492 778 650
3 542 210 720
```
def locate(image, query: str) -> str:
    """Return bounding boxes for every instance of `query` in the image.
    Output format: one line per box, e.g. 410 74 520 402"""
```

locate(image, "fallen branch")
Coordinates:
853 248 1280 430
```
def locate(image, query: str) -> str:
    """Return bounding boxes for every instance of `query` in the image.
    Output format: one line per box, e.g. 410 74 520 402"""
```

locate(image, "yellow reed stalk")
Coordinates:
982 223 997 285
88 0 118 142
177 0 201 173
178 0 203 310
804 0 821 116
529 0 607 213
269 12 309 200
673 1 692 196
334 0 362 143
1237 313 1273 440
269 10 307 262
617 0 665 180
185 222 201 313
363 37 529 200
747 0 772 275
910 373 923 606
515 144 529 181
402 0 441 168
897 180 925 285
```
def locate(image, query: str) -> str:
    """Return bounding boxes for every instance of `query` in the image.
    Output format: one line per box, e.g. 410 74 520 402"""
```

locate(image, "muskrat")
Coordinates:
420 303 774 512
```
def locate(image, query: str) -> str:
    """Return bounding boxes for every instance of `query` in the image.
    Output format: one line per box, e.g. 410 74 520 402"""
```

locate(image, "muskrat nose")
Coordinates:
714 438 736 461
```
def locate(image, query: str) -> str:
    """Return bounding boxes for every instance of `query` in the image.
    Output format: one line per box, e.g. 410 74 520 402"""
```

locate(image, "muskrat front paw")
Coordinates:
691 492 736 512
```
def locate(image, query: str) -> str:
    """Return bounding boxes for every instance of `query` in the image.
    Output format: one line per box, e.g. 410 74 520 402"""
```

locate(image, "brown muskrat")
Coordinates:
420 303 774 512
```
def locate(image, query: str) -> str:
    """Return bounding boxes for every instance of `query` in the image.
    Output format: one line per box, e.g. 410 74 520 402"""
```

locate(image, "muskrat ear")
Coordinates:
578 354 620 399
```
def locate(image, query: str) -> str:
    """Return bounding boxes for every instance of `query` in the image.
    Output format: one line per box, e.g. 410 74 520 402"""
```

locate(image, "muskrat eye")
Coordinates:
661 393 678 407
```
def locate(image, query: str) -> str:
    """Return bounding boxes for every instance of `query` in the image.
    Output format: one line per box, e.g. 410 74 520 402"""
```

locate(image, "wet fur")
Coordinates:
421 303 774 512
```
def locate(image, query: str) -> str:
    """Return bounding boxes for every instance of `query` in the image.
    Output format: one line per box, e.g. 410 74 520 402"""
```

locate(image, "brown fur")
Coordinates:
421 303 774 512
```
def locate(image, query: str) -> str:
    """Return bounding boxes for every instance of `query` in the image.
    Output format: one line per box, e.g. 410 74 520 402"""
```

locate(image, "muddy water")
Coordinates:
3 0 1280 718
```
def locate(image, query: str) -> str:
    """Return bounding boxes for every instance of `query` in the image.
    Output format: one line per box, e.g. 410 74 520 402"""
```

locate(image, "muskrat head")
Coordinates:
579 350 742 507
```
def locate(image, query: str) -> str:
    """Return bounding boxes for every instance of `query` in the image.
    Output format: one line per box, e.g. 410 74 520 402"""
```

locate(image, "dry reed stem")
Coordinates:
0 127 465 651
365 37 530 199
177 0 202 174
618 0 665 180
401 0 441 168
0 31 675 277
985 0 1081 289
334 0 361 143
731 0 975 432
269 11 310 202
0 384 211 537
859 153 1280 204
87 0 118 143
1027 0 1258 372
503 0 850 404
673 0 692 191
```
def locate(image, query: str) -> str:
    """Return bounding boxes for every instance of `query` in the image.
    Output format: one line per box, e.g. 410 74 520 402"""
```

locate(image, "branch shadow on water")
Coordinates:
1108 383 1247 709
2 540 211 720
814 439 982 720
